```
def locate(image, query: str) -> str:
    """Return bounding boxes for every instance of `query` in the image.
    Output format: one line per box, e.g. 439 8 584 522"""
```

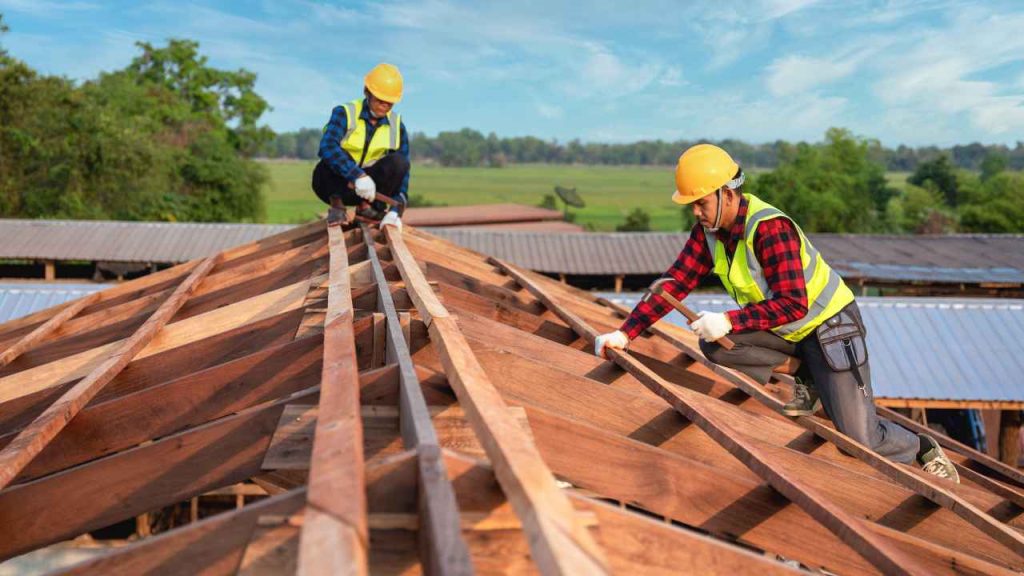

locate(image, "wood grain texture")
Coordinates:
0 254 220 490
298 224 368 576
360 223 473 576
0 292 100 368
384 226 610 576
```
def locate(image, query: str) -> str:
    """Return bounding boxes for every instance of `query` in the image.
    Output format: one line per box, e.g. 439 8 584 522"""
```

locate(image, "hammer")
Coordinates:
647 279 802 375
649 278 735 350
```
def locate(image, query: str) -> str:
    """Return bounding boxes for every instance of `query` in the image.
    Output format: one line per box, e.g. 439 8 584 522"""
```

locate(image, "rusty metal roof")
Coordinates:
429 229 1024 282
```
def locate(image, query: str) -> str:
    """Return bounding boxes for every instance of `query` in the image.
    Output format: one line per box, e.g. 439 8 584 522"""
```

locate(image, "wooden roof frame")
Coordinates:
0 220 1018 575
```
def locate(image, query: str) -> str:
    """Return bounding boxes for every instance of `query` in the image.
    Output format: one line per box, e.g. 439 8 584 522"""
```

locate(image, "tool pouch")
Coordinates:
815 306 867 373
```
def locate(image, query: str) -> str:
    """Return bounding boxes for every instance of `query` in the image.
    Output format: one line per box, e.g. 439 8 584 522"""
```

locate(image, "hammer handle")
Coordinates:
651 285 736 350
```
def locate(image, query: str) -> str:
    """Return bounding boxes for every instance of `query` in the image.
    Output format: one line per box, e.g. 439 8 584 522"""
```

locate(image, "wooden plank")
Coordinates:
384 226 609 576
54 489 307 576
0 254 220 490
0 292 100 368
361 224 473 576
263 404 318 470
385 229 450 326
0 336 321 482
0 274 318 405
491 258 930 576
0 389 311 561
298 224 368 576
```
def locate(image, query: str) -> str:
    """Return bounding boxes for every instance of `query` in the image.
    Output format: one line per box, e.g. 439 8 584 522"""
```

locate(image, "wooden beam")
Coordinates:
361 224 473 576
0 388 311 561
0 254 220 490
0 291 100 368
0 274 318 406
54 489 307 576
384 226 610 576
298 224 368 576
0 335 321 482
491 258 929 576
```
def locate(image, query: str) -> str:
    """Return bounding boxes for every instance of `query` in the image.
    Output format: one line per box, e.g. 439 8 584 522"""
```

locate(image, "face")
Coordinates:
691 191 720 229
368 94 394 118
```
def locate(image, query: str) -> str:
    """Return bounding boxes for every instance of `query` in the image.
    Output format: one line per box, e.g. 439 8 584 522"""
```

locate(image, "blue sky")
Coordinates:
2 0 1024 146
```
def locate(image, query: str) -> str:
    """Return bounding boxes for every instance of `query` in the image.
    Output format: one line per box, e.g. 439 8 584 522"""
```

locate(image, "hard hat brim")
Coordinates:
672 189 715 205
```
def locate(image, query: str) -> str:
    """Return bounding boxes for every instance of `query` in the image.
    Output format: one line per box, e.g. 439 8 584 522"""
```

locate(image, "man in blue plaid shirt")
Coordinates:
312 63 411 229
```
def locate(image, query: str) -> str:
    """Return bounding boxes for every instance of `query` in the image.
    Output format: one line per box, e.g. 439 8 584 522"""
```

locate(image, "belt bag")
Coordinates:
815 306 867 373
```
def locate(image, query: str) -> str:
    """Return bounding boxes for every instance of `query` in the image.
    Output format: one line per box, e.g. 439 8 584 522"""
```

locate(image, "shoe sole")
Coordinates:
781 399 821 417
930 443 961 484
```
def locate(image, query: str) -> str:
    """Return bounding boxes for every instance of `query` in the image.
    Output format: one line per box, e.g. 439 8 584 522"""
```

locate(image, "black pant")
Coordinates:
699 302 920 464
311 152 409 213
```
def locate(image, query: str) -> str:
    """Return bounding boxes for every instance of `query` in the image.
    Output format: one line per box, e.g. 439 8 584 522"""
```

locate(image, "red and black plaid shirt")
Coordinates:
620 195 809 340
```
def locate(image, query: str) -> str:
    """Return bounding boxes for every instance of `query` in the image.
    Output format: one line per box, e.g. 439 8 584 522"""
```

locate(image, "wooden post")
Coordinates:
614 275 624 294
1000 410 1022 467
44 261 55 281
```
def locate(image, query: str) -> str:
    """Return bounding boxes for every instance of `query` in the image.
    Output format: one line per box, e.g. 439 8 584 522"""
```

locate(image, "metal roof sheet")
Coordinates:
0 283 108 324
600 293 1024 403
429 230 1024 283
0 220 295 263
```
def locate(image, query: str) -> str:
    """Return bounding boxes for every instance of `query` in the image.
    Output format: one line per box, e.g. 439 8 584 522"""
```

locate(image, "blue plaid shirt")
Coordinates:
318 98 410 210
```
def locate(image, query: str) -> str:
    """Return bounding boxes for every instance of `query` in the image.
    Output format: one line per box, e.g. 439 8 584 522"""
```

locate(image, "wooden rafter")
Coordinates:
361 224 473 575
298 224 368 575
491 257 931 576
383 227 610 576
0 292 100 368
0 254 220 490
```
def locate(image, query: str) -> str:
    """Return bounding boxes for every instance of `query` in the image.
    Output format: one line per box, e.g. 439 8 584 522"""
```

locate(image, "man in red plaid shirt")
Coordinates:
594 144 959 482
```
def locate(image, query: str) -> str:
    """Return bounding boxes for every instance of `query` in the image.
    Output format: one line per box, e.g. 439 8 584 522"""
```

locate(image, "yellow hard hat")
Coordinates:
671 144 740 205
364 63 403 103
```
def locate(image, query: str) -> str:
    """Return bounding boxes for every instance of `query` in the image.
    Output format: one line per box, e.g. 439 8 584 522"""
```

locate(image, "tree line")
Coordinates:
1 15 270 222
263 125 1024 172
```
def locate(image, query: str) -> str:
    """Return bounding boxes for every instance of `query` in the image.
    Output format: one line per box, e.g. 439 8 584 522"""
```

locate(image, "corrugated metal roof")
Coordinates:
429 230 1024 283
0 220 295 263
0 283 107 324
601 293 1024 403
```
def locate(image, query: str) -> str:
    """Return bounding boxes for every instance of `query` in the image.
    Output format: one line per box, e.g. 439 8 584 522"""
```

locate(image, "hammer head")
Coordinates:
649 278 672 296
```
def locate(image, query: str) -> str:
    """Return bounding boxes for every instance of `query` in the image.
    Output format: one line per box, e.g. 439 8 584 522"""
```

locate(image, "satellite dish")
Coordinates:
554 185 585 208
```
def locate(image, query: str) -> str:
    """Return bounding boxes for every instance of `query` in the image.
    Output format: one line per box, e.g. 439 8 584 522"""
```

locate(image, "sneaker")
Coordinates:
781 376 821 417
918 433 960 483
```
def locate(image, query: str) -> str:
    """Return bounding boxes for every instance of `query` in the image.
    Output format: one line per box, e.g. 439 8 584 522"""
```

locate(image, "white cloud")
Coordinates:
761 0 821 21
764 53 863 96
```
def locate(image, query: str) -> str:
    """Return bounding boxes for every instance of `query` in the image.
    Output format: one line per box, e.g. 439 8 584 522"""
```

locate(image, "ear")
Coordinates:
722 187 738 204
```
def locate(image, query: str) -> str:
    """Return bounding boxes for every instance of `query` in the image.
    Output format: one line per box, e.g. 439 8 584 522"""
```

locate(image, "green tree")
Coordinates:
980 153 1007 182
128 39 273 156
749 128 894 233
908 155 958 207
617 208 651 232
958 172 1024 232
0 31 269 222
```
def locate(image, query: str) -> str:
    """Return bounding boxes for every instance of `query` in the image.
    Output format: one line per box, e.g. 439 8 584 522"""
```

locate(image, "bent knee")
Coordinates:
699 339 728 364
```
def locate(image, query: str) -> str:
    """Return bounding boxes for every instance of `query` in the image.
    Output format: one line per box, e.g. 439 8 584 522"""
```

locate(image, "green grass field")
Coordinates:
262 161 916 231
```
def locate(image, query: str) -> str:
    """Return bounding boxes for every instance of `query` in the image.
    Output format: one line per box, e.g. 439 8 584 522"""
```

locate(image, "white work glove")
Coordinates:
381 211 402 231
594 330 629 359
691 311 732 342
354 175 376 201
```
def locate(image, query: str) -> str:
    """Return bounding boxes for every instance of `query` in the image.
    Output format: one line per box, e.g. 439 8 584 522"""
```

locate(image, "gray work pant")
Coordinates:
698 302 921 465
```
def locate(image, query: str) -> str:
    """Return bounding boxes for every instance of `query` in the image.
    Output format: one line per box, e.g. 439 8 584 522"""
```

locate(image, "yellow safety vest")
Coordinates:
707 193 855 342
332 99 401 168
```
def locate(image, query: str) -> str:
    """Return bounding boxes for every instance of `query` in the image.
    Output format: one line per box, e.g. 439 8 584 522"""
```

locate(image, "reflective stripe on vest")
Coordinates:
705 193 855 342
334 99 401 168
